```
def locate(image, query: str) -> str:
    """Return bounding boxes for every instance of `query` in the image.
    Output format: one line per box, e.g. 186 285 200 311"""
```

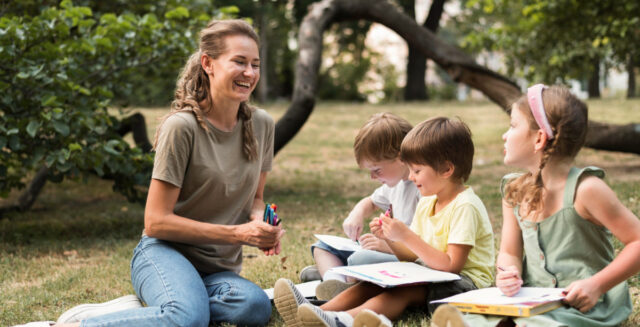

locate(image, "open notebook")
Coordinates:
431 287 565 317
330 262 460 288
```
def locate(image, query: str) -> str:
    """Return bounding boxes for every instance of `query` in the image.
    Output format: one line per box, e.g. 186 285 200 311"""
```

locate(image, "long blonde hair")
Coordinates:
503 85 588 217
153 19 259 161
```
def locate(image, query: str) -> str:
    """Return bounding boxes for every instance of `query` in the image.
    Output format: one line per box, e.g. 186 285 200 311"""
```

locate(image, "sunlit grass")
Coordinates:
2 99 639 326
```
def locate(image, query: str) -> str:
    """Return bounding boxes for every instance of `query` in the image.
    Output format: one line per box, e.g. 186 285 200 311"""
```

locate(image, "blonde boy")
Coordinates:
302 112 421 300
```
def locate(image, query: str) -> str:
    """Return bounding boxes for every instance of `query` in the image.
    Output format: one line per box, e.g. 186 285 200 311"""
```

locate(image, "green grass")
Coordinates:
1 99 640 326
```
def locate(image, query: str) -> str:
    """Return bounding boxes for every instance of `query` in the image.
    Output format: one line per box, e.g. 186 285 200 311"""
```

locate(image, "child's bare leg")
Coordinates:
313 248 344 277
320 282 385 311
346 285 427 320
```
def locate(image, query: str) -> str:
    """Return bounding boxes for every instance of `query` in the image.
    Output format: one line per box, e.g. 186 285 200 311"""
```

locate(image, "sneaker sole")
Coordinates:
56 295 142 324
274 279 302 327
315 280 353 301
299 266 322 283
430 304 467 327
353 310 388 327
297 304 330 327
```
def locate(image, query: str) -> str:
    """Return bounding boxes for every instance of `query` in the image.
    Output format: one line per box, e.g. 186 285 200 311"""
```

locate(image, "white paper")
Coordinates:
314 234 362 252
330 262 460 288
431 287 565 305
264 280 321 300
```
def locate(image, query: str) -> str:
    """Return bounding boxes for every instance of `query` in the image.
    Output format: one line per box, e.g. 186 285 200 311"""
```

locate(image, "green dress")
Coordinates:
464 167 632 327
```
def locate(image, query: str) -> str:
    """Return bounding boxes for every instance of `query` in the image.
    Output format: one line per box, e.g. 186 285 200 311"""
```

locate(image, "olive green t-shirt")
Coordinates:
151 109 274 274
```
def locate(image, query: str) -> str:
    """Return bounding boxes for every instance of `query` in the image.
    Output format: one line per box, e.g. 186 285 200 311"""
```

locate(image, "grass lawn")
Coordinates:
1 99 639 326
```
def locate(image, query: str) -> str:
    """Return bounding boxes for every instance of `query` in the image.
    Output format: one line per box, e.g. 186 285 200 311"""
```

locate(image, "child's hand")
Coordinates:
562 278 603 313
358 233 386 251
369 218 385 239
343 215 364 241
260 229 286 256
379 215 410 241
496 266 522 296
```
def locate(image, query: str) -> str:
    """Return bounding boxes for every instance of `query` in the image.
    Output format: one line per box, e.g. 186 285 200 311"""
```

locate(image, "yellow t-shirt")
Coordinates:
410 187 495 288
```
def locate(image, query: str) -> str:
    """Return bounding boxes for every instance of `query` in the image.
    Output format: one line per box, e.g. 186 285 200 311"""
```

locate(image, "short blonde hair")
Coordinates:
353 112 413 165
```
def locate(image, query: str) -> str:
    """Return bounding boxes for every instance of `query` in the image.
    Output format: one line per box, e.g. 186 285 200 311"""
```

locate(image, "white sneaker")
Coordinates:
11 322 55 327
297 303 354 327
274 278 310 327
430 304 469 327
353 309 392 327
56 294 143 324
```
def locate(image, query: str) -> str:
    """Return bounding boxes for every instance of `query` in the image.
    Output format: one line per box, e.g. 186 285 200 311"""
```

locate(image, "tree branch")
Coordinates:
274 0 640 155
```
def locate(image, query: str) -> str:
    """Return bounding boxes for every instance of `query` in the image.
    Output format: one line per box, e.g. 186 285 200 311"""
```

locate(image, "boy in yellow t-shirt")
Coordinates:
274 117 495 327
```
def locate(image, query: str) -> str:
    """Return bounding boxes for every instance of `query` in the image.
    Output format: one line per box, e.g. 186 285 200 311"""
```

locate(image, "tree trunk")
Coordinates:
274 0 640 155
403 0 445 101
256 0 269 103
628 56 636 98
405 47 428 100
588 58 601 98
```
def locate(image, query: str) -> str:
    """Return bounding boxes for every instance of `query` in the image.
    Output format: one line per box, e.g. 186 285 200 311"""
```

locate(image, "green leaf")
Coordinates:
165 7 190 20
26 121 40 137
8 135 20 150
68 143 82 152
52 121 70 136
41 95 58 107
44 154 56 168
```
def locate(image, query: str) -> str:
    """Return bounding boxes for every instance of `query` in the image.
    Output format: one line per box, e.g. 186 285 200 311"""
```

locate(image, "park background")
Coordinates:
1 0 639 325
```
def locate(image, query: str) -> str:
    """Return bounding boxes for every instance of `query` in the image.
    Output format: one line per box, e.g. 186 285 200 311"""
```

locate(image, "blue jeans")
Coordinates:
81 237 271 327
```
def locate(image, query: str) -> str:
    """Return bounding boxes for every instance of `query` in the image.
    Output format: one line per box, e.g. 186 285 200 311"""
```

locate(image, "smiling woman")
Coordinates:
12 19 284 327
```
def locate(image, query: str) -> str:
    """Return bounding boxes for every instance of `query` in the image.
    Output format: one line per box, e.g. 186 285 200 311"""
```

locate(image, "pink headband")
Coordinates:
527 84 554 140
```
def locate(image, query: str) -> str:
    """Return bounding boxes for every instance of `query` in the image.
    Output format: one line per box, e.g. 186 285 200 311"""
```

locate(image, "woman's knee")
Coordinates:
233 293 271 326
161 300 210 327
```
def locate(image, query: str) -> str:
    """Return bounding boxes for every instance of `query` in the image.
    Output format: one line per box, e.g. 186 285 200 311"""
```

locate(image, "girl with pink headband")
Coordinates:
431 85 640 327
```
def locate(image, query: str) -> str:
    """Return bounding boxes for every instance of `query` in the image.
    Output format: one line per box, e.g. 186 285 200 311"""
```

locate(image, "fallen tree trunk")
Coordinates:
274 0 640 155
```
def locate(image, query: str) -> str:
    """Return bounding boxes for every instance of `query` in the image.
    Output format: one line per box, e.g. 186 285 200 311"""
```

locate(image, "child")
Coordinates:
433 84 640 327
276 117 495 327
303 112 421 300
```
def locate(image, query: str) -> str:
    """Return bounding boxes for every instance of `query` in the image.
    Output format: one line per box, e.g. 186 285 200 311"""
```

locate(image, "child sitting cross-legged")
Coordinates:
274 117 495 327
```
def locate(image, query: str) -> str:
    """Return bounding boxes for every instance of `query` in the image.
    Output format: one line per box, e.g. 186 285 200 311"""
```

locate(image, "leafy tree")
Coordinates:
0 0 235 212
455 0 640 98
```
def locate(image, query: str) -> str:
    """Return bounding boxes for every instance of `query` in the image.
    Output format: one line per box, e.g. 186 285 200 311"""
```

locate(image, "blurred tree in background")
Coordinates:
0 0 237 211
455 0 640 98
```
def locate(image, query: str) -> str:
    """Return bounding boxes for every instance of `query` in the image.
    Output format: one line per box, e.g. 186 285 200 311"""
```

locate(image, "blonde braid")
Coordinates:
238 102 258 161
523 124 561 219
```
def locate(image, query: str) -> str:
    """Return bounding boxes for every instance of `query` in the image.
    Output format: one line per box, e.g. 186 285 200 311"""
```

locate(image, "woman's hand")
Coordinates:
358 233 386 251
496 265 522 296
236 219 282 248
343 215 364 241
563 277 603 312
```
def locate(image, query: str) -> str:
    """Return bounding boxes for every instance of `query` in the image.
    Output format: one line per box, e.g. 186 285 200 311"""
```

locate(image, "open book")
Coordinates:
431 287 565 317
314 234 362 252
330 262 460 288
